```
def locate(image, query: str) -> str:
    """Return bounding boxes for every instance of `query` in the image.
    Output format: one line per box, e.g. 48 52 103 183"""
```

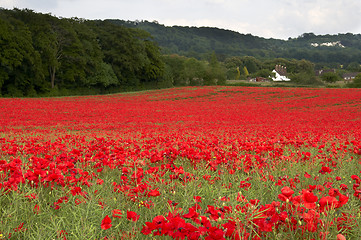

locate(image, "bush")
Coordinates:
26 85 38 97
5 84 24 97
321 72 341 83
347 73 361 88
290 73 324 86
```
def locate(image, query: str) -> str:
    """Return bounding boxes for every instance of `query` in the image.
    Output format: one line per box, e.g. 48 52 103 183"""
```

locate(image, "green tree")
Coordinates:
321 72 340 83
157 64 174 88
184 58 206 86
8 9 55 91
141 39 164 82
0 16 19 92
91 20 163 87
0 10 44 96
86 62 118 87
204 52 226 85
54 18 91 88
243 66 249 76
10 9 92 89
236 67 241 80
251 69 272 78
224 56 243 79
295 59 314 75
162 54 187 86
348 74 361 88
71 18 108 87
346 62 361 72
241 56 261 73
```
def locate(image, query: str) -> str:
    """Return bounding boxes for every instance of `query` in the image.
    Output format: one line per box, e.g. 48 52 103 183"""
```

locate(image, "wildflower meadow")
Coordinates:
1 86 361 239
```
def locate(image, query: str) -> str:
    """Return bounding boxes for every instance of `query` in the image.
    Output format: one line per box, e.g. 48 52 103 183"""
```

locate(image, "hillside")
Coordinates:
110 20 361 65
1 8 360 97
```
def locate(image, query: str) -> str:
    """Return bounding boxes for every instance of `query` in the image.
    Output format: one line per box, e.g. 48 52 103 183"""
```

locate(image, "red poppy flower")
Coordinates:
193 196 202 203
301 190 318 209
127 210 140 222
304 172 311 178
183 207 200 224
337 193 349 208
319 196 338 212
33 204 40 215
148 188 160 197
351 175 360 184
112 209 122 218
101 215 112 230
340 184 348 191
319 166 332 174
167 200 179 206
291 195 302 206
302 209 320 232
141 221 156 235
206 226 226 239
278 186 294 202
337 234 346 240
141 215 166 236
328 188 339 197
206 205 223 221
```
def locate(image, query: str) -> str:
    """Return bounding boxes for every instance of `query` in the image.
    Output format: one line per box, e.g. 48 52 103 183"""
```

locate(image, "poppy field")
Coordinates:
1 86 361 239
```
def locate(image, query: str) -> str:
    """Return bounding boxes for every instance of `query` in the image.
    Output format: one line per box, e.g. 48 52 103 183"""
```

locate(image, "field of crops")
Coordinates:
1 86 361 239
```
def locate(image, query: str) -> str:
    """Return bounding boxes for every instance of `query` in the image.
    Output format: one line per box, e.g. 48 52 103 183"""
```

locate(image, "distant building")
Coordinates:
342 72 361 81
249 77 270 82
272 65 290 81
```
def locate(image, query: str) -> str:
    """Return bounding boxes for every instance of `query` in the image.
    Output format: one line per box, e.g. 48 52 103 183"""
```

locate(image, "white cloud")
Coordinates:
1 0 360 39
0 0 19 8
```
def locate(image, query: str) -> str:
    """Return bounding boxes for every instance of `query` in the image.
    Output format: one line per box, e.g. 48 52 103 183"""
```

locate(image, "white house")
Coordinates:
271 65 290 81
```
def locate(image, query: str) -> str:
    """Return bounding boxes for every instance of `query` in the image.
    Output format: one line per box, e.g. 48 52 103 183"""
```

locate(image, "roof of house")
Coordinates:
272 69 290 81
343 72 361 78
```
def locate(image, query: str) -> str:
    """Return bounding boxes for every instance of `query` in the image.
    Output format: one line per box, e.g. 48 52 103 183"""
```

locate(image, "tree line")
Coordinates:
1 9 360 97
0 8 165 97
0 9 233 97
116 20 361 67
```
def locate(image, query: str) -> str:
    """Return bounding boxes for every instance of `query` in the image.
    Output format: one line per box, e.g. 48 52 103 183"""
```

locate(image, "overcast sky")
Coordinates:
1 0 361 39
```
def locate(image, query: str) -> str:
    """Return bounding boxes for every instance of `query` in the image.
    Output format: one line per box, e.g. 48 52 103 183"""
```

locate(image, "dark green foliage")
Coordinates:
290 73 323 86
161 55 187 86
87 20 165 87
0 8 164 96
1 8 360 96
204 52 226 85
160 53 226 87
347 74 361 88
321 72 341 83
251 69 272 78
184 57 206 86
0 10 46 97
346 62 361 72
114 20 361 67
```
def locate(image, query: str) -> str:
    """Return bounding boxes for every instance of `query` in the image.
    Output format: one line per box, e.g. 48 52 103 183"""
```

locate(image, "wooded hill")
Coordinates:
113 20 361 65
1 8 361 97
0 8 165 97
